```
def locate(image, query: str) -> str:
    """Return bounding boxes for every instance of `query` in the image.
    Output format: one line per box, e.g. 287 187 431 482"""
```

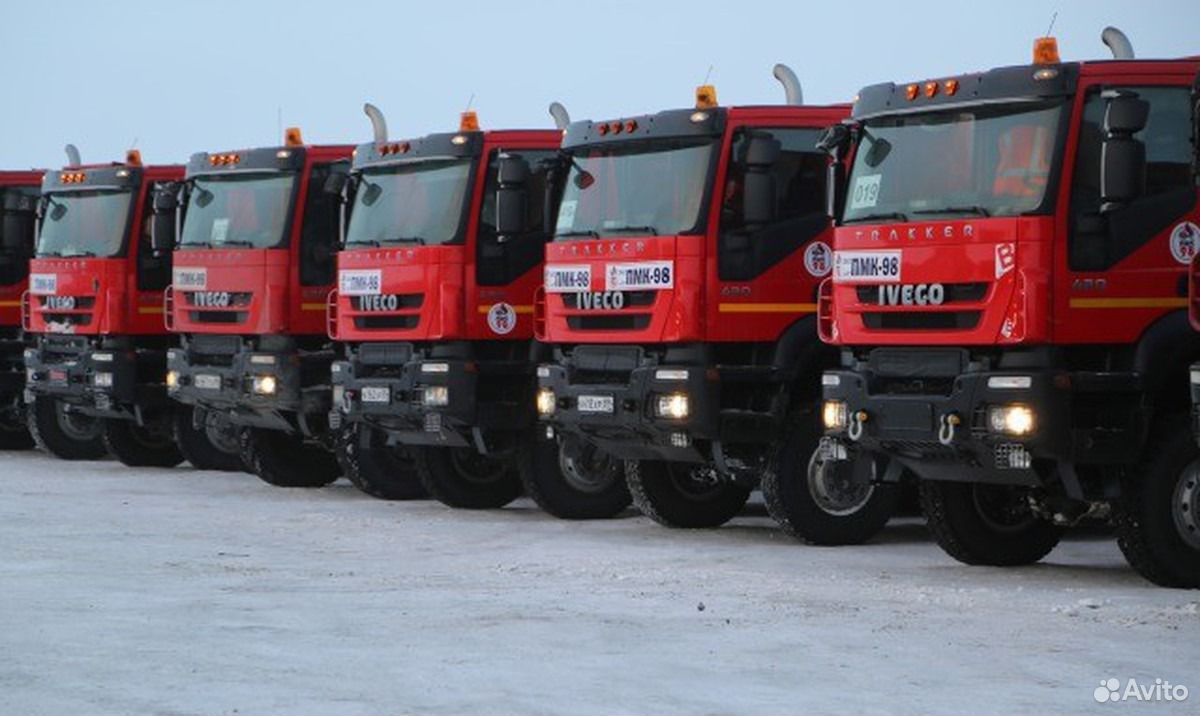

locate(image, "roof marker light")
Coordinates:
923 81 939 98
597 123 609 136
624 119 638 133
943 79 959 95
905 84 919 101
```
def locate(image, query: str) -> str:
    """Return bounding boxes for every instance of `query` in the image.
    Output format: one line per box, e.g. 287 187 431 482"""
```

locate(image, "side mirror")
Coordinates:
741 133 781 226
496 153 531 239
1 193 36 252
360 181 382 207
150 183 180 255
817 123 854 220
1100 91 1149 212
49 202 67 222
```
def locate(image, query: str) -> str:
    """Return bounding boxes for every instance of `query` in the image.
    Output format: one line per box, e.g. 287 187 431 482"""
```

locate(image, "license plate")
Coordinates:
833 250 902 283
361 386 390 403
577 395 614 414
194 374 221 390
48 369 67 383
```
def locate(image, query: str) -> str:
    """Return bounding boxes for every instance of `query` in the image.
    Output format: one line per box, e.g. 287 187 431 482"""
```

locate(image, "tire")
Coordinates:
519 434 630 519
920 480 1063 566
27 395 107 460
174 407 245 472
103 416 184 468
1115 418 1200 588
336 423 425 500
239 427 340 488
762 407 898 545
414 445 522 509
626 459 750 528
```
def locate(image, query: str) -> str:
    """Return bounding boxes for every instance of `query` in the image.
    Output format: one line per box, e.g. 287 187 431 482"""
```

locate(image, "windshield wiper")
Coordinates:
911 206 992 218
599 225 659 236
378 236 426 245
554 229 600 239
842 211 908 224
61 250 96 258
215 239 256 247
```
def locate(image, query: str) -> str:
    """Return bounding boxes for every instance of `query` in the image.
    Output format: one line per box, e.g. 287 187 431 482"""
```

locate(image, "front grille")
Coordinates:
354 315 419 330
189 311 248 324
42 313 93 328
561 291 656 309
869 376 957 396
855 282 987 304
862 311 981 330
567 315 652 331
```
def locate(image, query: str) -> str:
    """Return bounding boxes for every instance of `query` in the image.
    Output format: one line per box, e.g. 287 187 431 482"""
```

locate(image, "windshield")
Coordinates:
344 160 474 247
36 190 133 257
842 100 1067 224
179 173 296 249
555 138 717 239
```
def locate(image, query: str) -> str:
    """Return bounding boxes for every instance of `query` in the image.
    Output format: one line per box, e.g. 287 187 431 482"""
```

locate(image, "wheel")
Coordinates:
174 407 245 472
413 445 522 509
239 427 340 488
625 459 750 528
103 416 184 468
336 423 425 500
1116 418 1200 588
27 395 107 460
920 480 1063 566
519 433 630 519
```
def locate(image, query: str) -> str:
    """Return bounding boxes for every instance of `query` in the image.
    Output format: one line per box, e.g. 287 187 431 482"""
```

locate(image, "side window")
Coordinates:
718 127 829 281
0 187 38 286
476 149 556 286
1069 86 1194 271
299 161 346 286
136 183 171 291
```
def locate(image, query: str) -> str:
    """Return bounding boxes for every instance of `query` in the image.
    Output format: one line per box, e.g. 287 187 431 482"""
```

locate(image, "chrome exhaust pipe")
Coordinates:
773 63 803 106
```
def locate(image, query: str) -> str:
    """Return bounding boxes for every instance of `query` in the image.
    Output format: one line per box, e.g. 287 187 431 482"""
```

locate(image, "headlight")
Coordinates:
249 354 276 366
822 400 848 430
165 370 179 389
93 372 113 388
423 385 449 406
252 375 278 395
536 388 556 416
988 404 1035 436
655 393 689 419
92 352 114 362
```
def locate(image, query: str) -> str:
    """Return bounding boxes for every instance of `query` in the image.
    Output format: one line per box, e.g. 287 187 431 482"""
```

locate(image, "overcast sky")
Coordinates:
2 0 1197 169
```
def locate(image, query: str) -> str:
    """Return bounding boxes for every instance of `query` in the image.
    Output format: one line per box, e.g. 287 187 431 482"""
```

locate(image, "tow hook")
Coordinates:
847 410 868 441
938 412 962 446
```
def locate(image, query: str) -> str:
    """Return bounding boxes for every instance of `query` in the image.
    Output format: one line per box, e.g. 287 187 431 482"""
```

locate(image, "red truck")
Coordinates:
162 129 353 486
815 29 1200 587
22 151 235 467
328 107 563 505
0 170 43 449
530 67 894 537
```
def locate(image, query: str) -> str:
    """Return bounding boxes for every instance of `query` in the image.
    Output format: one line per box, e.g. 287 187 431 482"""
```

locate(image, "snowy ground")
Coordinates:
0 451 1196 716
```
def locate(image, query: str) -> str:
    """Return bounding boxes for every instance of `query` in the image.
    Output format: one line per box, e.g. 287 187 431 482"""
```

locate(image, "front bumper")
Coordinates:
536 346 718 462
24 335 167 420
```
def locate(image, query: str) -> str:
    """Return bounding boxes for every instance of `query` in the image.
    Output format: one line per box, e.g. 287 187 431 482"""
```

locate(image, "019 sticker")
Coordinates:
848 174 881 210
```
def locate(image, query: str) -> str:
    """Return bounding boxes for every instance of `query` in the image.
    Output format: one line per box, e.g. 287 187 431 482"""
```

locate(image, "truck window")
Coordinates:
1069 86 1194 271
0 187 38 286
136 183 172 291
299 162 346 286
476 149 556 286
718 127 828 281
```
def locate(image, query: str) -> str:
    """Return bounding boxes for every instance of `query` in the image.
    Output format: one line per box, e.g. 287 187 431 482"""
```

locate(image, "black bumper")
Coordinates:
24 335 169 420
330 342 534 448
536 345 718 462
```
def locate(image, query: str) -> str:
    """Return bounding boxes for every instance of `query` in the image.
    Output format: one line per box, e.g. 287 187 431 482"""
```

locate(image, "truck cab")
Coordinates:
531 68 885 536
818 31 1200 587
0 170 42 449
22 153 201 465
329 107 563 505
164 129 353 486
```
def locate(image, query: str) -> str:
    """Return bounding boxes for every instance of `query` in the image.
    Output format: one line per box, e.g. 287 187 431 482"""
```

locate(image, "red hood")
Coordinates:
25 257 136 335
169 248 290 335
332 245 467 342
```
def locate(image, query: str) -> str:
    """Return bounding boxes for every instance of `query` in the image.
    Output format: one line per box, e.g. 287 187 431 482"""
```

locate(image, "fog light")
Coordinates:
166 370 179 389
988 404 1035 436
423 385 449 406
822 400 848 430
987 375 1032 389
544 425 555 439
656 393 690 419
536 388 556 416
253 375 278 395
536 365 551 378
250 354 276 365
93 372 113 388
92 352 113 362
421 362 450 374
821 373 840 387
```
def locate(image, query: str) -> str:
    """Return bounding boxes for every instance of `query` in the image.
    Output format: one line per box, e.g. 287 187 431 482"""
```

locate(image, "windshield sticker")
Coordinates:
1170 221 1199 265
804 241 832 277
995 243 1016 279
849 175 881 210
833 250 901 283
544 265 591 293
29 273 57 295
173 267 207 290
486 302 517 335
556 200 577 231
606 261 673 290
338 270 382 297
210 218 230 244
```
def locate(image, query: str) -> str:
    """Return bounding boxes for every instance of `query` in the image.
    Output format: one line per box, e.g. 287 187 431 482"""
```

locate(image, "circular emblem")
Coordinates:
487 302 517 335
1169 221 1199 265
804 240 832 277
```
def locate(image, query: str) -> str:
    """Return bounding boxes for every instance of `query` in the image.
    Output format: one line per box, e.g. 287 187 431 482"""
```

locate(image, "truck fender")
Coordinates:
771 315 838 396
1133 310 1200 413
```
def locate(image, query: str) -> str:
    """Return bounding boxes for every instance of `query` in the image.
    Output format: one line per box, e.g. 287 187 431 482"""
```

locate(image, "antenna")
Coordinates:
276 106 282 142
1045 11 1057 36
130 137 139 149
702 65 714 85
464 93 475 112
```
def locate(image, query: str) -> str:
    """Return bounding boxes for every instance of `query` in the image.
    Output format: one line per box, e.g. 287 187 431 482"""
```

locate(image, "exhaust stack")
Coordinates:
1102 26 1134 60
548 102 570 130
363 103 388 144
64 144 81 167
773 64 803 106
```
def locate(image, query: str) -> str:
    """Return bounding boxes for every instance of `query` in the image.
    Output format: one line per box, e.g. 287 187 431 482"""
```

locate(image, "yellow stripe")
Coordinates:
1068 297 1187 309
137 306 164 315
0 300 20 308
718 302 818 314
476 304 534 314
301 303 327 312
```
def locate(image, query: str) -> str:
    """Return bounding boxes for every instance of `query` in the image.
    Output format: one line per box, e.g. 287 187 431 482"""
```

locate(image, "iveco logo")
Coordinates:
577 291 625 310
193 291 232 308
355 294 400 312
44 296 76 310
876 283 945 306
